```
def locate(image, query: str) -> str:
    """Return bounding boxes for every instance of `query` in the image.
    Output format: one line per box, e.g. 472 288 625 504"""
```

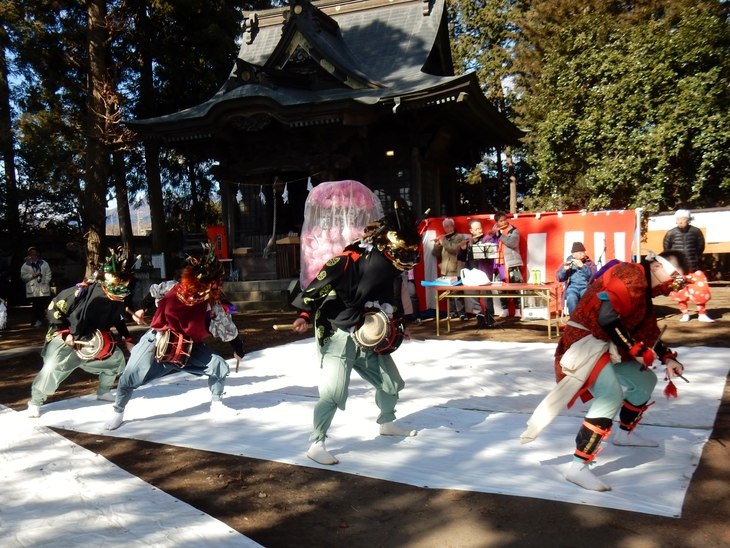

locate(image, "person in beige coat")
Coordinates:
432 218 466 318
20 247 52 328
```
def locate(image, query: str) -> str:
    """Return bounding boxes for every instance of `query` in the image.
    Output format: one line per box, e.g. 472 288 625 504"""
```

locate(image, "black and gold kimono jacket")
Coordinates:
46 282 129 343
292 245 403 347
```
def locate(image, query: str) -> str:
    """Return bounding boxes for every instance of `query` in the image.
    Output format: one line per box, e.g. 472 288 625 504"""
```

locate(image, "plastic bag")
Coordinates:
300 180 383 287
460 268 491 287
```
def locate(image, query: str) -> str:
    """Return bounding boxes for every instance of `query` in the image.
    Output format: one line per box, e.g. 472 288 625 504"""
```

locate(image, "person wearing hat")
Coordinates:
26 248 135 418
662 209 714 322
555 242 597 315
520 251 688 492
290 204 421 465
20 246 53 328
104 244 244 431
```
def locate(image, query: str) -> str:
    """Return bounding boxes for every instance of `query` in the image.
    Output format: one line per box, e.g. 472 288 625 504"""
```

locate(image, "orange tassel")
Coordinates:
664 379 678 399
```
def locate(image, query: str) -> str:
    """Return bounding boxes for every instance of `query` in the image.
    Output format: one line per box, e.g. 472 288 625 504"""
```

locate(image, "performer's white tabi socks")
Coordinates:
307 441 339 465
26 404 41 418
104 412 124 430
379 422 417 437
209 400 239 418
97 390 116 402
612 428 658 447
566 461 611 492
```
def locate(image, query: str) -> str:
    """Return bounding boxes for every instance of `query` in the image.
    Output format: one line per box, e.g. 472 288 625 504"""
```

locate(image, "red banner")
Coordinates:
415 210 639 312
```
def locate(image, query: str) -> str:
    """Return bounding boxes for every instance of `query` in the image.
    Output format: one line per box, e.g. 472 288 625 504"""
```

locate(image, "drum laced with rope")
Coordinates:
155 330 194 367
74 330 117 361
352 309 405 355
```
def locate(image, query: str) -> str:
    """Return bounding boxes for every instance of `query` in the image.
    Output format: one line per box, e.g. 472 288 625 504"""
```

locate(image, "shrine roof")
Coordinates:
127 0 523 145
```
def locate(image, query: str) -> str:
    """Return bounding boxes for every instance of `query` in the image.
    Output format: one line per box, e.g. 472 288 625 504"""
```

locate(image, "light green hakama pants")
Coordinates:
30 335 126 406
310 328 405 442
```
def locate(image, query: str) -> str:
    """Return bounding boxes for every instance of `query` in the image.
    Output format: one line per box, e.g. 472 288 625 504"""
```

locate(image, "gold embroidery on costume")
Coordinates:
319 284 332 297
326 257 341 267
316 271 327 281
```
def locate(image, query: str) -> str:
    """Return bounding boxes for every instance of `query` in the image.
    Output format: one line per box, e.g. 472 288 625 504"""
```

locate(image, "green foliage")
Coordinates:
1 0 272 244
513 0 730 213
449 0 730 214
4 0 727 249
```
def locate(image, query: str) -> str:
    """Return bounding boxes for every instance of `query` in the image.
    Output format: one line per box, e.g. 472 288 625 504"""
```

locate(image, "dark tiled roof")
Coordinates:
127 0 523 145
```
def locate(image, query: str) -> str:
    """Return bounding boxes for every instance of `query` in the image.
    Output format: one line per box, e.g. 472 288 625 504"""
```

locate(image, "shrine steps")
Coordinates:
223 280 296 312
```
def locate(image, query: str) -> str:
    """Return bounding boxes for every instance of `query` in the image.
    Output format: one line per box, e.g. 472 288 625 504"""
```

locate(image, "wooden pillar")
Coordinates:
411 146 422 213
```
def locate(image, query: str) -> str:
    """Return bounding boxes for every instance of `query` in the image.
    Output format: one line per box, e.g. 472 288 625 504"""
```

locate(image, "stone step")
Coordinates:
224 279 298 312
224 280 295 292
230 300 295 312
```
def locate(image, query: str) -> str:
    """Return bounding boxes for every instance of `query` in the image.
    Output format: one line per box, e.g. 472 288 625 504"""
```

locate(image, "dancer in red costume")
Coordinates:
521 251 688 491
104 245 244 430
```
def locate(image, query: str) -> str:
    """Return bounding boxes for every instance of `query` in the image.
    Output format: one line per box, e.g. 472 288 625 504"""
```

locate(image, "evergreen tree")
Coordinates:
449 0 530 213
513 0 730 212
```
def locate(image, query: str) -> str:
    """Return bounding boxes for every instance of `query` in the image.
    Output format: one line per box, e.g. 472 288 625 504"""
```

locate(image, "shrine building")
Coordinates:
126 0 523 259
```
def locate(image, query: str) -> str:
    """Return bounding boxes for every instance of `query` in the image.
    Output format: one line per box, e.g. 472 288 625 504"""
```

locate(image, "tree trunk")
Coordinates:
0 23 20 245
188 160 201 231
136 3 167 256
112 150 134 254
494 145 505 209
84 0 110 275
144 141 167 254
506 147 517 214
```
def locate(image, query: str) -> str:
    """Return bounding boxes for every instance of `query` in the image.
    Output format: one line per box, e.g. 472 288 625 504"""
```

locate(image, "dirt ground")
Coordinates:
1 288 729 548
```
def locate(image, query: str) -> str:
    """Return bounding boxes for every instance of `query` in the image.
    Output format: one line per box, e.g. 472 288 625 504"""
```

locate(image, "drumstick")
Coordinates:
235 356 240 373
653 325 689 383
74 340 94 346
272 324 312 331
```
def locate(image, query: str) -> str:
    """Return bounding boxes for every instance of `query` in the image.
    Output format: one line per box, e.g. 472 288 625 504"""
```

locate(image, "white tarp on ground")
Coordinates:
22 339 728 519
0 405 263 547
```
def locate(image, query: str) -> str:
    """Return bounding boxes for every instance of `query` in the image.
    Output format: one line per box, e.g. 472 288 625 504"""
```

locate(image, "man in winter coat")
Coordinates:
20 247 52 328
556 242 597 314
432 218 466 318
662 209 714 322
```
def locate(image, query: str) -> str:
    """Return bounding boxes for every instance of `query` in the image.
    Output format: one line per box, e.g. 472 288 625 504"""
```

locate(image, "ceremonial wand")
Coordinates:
653 325 688 400
653 325 689 383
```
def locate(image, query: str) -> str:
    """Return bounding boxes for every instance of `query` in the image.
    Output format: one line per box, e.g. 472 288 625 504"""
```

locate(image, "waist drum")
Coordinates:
155 329 194 367
74 330 117 361
352 310 405 355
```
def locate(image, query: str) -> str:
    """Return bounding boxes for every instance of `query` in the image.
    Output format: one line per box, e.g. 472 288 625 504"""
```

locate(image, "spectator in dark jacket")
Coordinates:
662 209 705 272
555 242 597 314
662 209 714 322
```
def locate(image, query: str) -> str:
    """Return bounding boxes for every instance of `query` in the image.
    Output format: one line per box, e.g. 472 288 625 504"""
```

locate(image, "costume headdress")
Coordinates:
177 242 225 305
100 246 135 301
642 248 689 296
351 200 425 271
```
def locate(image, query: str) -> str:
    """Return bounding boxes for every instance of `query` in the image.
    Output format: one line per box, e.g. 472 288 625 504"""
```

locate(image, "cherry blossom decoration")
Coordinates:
299 180 383 287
